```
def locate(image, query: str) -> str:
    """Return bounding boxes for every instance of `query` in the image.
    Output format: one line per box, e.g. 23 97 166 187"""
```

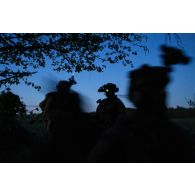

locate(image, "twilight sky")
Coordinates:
7 33 195 112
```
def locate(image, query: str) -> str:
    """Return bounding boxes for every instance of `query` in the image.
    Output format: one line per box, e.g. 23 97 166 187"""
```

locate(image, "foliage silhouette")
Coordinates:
0 89 26 120
187 96 195 108
0 33 148 89
0 90 34 162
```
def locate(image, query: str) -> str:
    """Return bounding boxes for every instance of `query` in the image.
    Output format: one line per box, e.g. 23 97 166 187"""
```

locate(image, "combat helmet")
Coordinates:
128 44 192 93
98 83 119 93
160 45 191 66
56 76 77 91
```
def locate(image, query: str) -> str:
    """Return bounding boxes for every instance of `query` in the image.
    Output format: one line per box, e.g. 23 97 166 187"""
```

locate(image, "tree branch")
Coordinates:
0 71 37 84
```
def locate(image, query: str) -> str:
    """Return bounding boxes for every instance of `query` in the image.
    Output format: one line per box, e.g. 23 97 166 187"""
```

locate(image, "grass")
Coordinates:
171 118 195 134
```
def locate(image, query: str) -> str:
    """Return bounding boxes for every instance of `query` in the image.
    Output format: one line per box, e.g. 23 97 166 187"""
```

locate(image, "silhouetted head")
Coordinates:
56 76 77 93
160 45 191 66
56 80 71 92
98 83 119 98
128 64 171 112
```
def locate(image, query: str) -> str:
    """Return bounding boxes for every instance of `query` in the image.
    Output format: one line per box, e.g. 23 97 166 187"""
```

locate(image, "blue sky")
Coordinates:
6 33 195 112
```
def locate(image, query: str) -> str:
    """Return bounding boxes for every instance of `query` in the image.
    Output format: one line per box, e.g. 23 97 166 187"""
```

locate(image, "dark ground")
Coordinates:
1 113 195 163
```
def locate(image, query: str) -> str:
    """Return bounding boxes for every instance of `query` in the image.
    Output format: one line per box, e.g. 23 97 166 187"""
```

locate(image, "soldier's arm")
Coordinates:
39 92 55 111
44 95 54 114
39 100 46 111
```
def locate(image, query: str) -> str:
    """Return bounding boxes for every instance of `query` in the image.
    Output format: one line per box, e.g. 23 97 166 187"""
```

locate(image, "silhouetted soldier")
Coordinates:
96 83 126 136
39 77 81 132
39 76 87 162
89 45 194 162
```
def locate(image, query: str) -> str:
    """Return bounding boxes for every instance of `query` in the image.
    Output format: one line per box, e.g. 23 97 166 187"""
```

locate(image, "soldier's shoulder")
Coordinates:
96 98 106 104
69 90 80 101
70 90 79 96
102 98 108 102
116 97 125 106
46 91 57 98
115 97 124 103
111 97 124 105
97 99 102 104
99 98 109 105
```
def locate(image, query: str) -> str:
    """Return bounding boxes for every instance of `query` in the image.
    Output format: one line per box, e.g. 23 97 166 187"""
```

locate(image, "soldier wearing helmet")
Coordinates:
39 76 80 131
39 76 83 162
96 83 126 134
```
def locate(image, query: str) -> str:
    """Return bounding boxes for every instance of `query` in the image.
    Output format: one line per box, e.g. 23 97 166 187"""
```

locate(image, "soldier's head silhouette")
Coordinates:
56 76 77 93
128 64 171 114
128 45 191 115
98 83 119 98
160 45 191 66
56 80 71 92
